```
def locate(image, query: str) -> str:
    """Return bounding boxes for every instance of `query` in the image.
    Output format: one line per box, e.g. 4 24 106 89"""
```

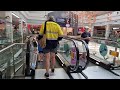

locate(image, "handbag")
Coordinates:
39 21 47 48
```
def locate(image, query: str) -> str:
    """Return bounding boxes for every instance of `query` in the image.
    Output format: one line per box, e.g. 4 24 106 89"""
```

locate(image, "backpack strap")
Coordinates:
44 21 47 34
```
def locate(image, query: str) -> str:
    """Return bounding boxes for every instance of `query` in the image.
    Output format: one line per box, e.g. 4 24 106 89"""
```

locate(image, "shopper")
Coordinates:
81 26 91 44
38 16 63 78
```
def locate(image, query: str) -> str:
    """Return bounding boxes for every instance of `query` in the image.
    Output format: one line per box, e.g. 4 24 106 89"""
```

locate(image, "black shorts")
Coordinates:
43 47 57 54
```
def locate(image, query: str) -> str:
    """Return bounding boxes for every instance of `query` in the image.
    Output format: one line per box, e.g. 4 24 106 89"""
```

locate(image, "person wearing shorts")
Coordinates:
38 16 63 78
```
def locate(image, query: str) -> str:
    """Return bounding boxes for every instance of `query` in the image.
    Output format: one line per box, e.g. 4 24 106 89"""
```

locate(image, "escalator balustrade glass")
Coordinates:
57 38 89 71
89 38 120 67
74 40 89 69
57 39 77 66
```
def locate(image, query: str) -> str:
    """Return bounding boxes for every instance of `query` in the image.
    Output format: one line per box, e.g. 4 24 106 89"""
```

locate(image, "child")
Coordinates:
36 35 44 62
38 43 44 62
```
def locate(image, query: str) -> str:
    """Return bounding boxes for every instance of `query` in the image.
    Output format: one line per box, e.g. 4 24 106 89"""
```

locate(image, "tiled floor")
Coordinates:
35 68 69 79
82 66 120 79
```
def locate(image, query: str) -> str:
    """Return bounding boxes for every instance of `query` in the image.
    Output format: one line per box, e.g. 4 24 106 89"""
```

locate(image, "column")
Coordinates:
105 24 110 39
91 24 94 37
19 18 23 43
5 11 13 43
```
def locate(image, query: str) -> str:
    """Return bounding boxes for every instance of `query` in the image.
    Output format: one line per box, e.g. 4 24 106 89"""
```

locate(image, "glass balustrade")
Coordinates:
88 38 120 66
57 37 89 70
0 43 25 79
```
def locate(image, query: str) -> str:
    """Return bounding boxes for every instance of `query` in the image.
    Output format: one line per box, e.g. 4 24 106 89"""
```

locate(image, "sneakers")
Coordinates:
51 69 55 73
44 73 49 78
44 69 55 78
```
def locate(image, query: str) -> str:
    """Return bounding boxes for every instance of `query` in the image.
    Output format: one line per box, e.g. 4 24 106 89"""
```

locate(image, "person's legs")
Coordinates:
38 51 43 61
40 52 44 61
50 48 57 73
45 52 50 73
50 52 56 72
43 49 50 77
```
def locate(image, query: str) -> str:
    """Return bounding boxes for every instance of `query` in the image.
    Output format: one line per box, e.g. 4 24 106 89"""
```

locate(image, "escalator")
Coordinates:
34 37 90 79
67 36 120 78
54 37 90 79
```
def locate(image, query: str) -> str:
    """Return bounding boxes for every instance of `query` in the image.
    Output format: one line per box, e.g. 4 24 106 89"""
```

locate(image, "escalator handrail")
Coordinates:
64 36 90 70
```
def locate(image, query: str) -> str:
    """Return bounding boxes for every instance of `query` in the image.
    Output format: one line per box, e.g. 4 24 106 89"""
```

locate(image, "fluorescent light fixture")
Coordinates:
12 13 20 18
22 19 26 22
113 28 119 30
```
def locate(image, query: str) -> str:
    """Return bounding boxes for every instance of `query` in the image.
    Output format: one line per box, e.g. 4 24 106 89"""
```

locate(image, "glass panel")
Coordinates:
74 40 88 68
0 43 25 79
0 18 12 50
89 38 120 66
12 15 22 43
57 39 77 66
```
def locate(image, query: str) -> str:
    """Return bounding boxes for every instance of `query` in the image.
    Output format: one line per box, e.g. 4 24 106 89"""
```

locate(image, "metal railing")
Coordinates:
0 43 26 79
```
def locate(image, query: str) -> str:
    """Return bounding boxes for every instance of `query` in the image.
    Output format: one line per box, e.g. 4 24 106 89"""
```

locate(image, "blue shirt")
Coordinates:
38 44 43 51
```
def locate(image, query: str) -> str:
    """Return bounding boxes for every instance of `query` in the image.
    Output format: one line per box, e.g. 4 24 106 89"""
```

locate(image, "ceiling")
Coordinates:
94 11 112 16
22 11 113 24
26 11 112 19
25 11 53 20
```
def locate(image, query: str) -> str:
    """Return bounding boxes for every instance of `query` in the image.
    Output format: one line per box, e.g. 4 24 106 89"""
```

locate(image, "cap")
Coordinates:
48 16 55 21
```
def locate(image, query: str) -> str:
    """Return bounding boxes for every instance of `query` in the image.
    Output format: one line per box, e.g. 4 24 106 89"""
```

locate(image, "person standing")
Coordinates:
81 26 91 44
38 16 63 78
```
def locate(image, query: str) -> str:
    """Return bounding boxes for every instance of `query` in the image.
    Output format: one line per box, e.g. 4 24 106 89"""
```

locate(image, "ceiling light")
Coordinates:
12 13 20 18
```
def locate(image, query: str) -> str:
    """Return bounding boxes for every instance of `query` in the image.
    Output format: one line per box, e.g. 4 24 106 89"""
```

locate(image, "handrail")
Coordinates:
91 37 119 45
0 43 26 78
0 43 25 53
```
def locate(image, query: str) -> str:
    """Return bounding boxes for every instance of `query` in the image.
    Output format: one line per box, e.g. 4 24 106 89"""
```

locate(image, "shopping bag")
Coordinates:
39 34 46 48
39 21 47 48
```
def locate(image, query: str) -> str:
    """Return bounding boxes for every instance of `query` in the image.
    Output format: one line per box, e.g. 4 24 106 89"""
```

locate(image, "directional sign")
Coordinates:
99 44 108 57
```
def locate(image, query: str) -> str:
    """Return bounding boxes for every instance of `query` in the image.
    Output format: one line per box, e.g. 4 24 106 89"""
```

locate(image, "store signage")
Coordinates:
99 44 108 57
66 24 70 28
71 47 76 65
109 50 119 57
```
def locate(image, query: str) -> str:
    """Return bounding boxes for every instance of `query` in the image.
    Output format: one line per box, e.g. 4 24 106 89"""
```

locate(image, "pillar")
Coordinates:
5 11 13 43
105 24 110 39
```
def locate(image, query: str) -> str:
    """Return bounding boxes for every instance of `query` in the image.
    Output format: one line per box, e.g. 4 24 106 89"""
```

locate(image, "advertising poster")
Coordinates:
70 47 76 65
